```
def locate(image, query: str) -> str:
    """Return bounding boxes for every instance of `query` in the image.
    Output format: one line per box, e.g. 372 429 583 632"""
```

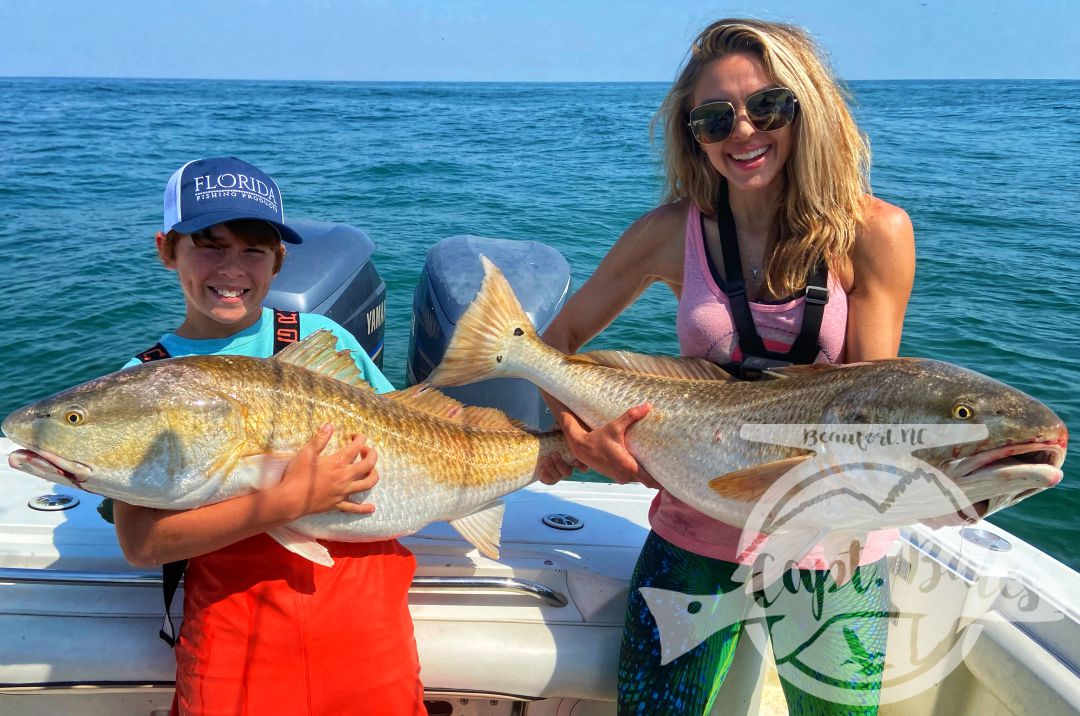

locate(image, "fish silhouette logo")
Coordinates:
641 423 1068 705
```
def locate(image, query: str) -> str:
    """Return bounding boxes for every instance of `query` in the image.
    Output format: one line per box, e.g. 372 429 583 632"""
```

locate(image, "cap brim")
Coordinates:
171 211 303 243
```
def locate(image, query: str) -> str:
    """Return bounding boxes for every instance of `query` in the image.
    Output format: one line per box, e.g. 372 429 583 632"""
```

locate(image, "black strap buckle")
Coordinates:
804 284 829 305
727 355 794 381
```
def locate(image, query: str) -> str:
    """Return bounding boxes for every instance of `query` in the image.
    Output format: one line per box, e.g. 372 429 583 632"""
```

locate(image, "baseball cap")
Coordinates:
162 157 302 243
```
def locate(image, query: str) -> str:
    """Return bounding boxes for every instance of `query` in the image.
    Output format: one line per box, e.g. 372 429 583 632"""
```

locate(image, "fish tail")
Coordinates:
429 256 537 387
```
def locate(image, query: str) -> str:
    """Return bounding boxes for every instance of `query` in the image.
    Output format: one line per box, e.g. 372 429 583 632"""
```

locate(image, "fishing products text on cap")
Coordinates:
163 156 302 243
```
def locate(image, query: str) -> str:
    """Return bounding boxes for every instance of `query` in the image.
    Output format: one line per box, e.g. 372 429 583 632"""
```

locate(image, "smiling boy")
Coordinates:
113 157 425 715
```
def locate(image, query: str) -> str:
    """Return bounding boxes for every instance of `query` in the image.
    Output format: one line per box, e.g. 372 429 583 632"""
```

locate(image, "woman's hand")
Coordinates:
275 424 379 519
541 396 660 488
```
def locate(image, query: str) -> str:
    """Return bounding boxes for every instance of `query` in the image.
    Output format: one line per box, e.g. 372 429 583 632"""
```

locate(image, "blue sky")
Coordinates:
2 0 1076 81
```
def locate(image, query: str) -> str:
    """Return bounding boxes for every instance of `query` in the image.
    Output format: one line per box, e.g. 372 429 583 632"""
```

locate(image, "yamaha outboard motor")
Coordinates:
408 235 571 430
265 219 386 367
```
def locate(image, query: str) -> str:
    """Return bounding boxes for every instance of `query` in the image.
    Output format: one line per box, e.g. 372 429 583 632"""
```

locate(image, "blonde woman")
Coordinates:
540 19 914 715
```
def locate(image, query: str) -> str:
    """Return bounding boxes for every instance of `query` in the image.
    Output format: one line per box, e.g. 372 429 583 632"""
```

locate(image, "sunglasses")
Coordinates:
688 87 798 144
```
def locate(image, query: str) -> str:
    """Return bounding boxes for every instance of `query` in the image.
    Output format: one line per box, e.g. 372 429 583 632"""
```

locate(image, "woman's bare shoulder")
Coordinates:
859 196 913 249
849 195 915 289
612 200 689 283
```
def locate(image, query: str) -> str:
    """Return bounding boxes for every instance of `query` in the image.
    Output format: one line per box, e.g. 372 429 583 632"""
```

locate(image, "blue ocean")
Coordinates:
0 78 1076 569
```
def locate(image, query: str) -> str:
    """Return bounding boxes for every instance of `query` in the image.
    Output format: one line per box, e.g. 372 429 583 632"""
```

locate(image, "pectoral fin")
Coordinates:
448 501 506 559
234 454 294 490
707 455 812 501
267 526 334 567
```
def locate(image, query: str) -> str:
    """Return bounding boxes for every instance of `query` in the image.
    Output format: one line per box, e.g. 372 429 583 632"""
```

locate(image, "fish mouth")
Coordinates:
935 441 1066 524
8 448 91 489
944 441 1065 479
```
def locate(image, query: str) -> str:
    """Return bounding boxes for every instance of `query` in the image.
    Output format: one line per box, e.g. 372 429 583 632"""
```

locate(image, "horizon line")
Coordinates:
2 74 1077 84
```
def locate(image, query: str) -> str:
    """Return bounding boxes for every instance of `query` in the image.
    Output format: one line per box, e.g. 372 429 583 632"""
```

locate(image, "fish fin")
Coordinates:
388 384 467 418
427 256 533 388
448 500 505 559
387 385 528 431
459 406 530 431
738 528 825 593
570 351 736 381
266 526 334 567
272 330 374 390
760 363 870 380
707 455 813 501
820 532 867 587
233 453 294 490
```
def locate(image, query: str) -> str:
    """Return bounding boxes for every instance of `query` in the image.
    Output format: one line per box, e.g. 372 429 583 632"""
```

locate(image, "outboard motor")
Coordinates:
407 235 571 430
266 219 386 367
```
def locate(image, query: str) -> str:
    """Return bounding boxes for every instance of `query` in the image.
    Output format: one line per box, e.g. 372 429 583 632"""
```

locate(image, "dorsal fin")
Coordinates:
388 385 529 431
459 406 530 431
569 351 735 381
272 330 373 390
761 363 866 380
387 384 466 419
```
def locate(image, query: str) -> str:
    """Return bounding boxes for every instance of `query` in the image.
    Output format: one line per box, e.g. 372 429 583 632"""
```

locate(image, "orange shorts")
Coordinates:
171 534 425 716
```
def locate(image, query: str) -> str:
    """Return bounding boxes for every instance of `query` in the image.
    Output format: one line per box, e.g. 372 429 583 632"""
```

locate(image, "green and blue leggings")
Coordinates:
617 531 890 715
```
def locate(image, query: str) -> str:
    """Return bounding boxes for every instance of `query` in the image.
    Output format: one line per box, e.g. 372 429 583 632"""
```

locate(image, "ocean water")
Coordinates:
0 78 1076 570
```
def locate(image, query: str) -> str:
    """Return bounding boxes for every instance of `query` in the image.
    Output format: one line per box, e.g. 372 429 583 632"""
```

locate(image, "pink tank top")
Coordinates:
650 203 897 568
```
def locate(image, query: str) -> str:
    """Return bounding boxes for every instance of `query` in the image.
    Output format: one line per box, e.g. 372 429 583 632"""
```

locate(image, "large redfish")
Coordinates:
429 258 1067 585
3 331 571 565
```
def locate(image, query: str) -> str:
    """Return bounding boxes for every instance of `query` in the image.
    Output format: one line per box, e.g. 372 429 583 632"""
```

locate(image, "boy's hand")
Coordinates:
537 452 584 485
278 424 379 519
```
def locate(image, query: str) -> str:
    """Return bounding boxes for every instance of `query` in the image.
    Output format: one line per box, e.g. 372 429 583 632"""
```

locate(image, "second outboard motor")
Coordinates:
266 219 386 367
408 235 571 430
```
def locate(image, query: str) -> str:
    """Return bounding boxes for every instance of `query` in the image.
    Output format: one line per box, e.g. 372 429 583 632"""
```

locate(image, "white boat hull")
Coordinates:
1 438 1077 715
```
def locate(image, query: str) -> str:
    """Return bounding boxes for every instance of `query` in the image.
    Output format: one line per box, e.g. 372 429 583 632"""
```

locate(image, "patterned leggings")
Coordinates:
618 531 890 716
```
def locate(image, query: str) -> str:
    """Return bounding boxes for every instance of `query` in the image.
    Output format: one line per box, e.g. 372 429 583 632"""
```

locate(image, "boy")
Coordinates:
113 157 426 715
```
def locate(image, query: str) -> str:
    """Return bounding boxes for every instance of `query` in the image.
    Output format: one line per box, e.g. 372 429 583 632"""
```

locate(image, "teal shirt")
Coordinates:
124 307 394 394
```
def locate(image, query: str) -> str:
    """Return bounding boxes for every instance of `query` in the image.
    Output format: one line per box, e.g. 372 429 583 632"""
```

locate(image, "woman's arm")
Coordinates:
114 424 377 567
844 198 916 362
538 204 685 486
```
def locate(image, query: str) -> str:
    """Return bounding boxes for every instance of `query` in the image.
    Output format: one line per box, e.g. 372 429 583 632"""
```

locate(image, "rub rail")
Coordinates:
0 568 568 608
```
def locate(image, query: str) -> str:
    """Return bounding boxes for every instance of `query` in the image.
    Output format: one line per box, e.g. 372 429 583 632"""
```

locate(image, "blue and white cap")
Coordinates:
162 157 302 243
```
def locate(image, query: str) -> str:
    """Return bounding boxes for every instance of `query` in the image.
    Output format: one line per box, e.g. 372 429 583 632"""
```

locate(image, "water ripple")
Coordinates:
0 77 1076 569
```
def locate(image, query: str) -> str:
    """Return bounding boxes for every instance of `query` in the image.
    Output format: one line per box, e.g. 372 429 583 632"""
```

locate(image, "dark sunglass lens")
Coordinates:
690 104 735 143
747 88 796 132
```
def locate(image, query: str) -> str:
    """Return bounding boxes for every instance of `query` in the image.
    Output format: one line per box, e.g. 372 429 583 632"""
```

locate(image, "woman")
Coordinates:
540 19 914 715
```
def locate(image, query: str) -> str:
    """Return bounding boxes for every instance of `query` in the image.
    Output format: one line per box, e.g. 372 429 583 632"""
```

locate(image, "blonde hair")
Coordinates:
160 219 286 274
658 18 871 295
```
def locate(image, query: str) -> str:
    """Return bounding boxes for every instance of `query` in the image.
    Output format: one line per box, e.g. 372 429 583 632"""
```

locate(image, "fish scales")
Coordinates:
3 332 571 561
428 257 1066 581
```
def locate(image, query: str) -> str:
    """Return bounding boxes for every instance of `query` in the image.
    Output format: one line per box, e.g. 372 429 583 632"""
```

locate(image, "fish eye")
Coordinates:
63 408 86 425
951 403 975 421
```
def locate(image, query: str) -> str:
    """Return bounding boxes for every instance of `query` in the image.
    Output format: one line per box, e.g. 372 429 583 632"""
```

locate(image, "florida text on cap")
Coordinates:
163 157 303 243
